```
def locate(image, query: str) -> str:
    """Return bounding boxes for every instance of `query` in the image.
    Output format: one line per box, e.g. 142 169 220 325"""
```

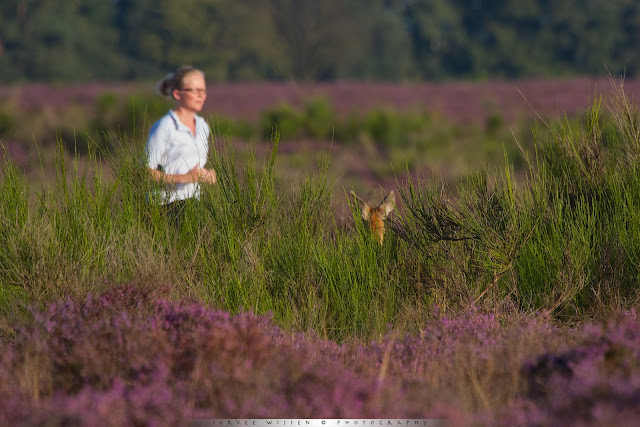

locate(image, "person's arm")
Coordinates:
147 165 216 185
147 166 200 185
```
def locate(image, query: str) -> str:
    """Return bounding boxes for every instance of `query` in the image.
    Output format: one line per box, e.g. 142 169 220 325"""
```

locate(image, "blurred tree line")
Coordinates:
1 0 639 83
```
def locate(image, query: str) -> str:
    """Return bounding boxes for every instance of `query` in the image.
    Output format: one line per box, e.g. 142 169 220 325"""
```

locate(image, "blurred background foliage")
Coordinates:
1 0 640 83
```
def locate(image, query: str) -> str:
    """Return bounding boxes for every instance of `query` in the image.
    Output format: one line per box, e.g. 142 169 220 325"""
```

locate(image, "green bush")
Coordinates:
362 109 429 148
0 109 15 136
364 110 407 147
260 103 302 141
210 116 255 140
392 84 640 317
123 94 173 137
485 113 503 137
302 97 335 139
90 93 121 132
332 112 362 144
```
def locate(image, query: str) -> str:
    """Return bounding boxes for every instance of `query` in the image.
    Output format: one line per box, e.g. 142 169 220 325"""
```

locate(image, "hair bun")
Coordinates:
154 66 204 99
155 72 175 97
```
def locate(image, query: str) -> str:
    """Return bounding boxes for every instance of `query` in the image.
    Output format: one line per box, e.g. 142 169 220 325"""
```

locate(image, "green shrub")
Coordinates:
0 109 15 136
364 110 407 147
123 94 173 137
485 113 503 137
260 103 302 140
97 92 119 112
332 112 362 144
362 110 429 148
210 116 255 140
302 97 335 139
90 93 121 132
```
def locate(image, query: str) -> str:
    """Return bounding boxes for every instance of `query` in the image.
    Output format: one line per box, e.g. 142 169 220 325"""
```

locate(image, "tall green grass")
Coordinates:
393 78 640 319
2 79 640 340
0 124 421 341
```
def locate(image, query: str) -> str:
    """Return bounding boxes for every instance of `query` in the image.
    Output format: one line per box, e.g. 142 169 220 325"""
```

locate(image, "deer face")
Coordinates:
350 190 396 244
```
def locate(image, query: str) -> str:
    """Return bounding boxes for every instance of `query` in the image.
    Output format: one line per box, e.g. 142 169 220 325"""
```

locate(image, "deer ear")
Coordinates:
350 191 371 220
381 190 396 216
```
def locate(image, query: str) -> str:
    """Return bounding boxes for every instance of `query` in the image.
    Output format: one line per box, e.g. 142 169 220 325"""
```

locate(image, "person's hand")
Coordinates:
186 166 201 183
197 167 217 184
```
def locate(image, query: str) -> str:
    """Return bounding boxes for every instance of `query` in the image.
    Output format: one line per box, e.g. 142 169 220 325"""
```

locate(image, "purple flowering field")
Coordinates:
4 78 640 124
1 284 639 425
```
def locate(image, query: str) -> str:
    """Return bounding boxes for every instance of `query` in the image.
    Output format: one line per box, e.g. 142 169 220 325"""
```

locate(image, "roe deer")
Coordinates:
350 190 396 244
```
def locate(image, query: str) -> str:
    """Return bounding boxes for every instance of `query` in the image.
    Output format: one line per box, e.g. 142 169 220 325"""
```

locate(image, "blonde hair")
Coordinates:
155 66 204 98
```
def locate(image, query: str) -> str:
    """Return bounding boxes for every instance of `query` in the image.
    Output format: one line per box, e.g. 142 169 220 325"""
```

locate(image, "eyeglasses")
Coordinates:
180 88 207 95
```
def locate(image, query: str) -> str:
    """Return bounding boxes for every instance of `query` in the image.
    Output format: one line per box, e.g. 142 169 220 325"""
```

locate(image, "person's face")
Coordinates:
173 73 207 112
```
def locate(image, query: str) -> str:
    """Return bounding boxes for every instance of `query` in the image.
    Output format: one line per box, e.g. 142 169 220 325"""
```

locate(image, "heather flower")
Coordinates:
518 309 640 425
0 286 442 422
3 285 639 425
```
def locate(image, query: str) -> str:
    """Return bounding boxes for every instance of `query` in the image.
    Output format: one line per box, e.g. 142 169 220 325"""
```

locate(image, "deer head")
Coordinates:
350 190 396 244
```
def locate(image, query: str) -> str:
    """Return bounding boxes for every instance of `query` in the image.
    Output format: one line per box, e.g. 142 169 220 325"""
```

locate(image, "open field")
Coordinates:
3 77 640 123
2 78 640 423
3 77 639 209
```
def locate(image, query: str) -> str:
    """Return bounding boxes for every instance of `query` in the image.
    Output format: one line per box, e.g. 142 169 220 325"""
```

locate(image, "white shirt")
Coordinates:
145 110 210 204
